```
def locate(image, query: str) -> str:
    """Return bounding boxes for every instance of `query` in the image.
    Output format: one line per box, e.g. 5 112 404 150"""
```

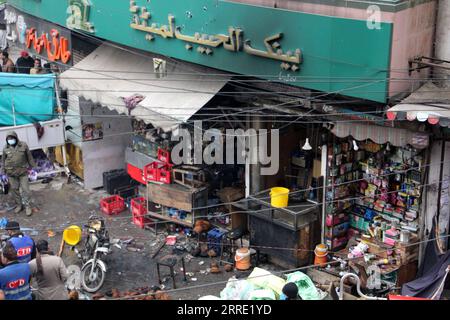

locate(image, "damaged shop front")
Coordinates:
57 43 231 190
57 42 252 254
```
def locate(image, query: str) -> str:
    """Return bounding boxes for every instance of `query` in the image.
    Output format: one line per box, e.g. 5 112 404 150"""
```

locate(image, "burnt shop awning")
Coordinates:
386 81 450 127
331 122 429 149
59 44 230 132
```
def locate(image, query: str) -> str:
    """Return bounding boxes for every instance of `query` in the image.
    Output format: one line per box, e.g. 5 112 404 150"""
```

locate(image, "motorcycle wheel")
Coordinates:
80 261 105 293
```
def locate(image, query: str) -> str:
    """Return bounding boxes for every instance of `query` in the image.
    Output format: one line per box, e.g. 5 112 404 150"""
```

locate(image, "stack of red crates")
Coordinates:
144 148 172 184
131 197 154 228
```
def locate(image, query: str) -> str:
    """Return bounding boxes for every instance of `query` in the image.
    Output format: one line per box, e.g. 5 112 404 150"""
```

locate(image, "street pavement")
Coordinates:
0 176 280 300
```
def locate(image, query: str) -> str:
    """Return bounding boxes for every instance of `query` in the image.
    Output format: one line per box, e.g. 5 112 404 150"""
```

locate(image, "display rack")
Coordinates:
325 139 424 252
324 141 361 251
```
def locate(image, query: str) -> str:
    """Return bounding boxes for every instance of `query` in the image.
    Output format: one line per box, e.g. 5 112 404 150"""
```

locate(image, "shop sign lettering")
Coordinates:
66 0 95 33
129 1 302 72
25 28 72 63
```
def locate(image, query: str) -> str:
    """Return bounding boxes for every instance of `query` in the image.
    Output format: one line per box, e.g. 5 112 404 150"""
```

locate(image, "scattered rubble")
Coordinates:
224 264 234 272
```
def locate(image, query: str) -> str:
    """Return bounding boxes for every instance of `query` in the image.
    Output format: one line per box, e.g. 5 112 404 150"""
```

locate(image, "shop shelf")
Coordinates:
327 218 350 228
147 211 193 228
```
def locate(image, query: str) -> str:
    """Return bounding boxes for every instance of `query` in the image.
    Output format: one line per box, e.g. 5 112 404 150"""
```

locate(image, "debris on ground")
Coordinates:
127 246 141 252
166 235 177 245
50 181 64 191
103 287 171 300
210 262 221 274
207 249 217 257
224 264 234 272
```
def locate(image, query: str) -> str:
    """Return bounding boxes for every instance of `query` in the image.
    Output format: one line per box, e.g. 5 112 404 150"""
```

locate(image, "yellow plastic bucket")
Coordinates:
270 187 289 208
63 225 82 246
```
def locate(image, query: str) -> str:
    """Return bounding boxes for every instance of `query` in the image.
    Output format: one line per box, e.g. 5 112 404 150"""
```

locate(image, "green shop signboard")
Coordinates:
9 0 393 103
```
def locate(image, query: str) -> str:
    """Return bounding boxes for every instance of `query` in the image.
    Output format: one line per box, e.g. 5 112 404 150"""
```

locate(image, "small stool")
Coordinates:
219 227 244 265
156 255 187 289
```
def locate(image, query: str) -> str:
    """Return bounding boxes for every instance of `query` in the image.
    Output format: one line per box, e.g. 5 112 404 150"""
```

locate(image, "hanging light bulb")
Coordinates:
302 138 312 150
386 142 391 152
352 139 359 151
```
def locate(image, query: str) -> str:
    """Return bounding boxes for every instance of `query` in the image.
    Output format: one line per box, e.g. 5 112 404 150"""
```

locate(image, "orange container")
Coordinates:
235 248 251 270
314 244 328 266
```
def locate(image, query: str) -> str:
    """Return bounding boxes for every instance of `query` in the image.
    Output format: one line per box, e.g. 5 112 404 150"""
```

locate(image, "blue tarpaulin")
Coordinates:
0 73 55 126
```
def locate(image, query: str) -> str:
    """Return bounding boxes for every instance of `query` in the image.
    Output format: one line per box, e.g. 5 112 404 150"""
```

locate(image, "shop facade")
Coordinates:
4 1 445 280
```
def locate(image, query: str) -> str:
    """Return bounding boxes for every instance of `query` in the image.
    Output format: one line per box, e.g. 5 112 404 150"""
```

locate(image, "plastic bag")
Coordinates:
220 277 255 300
199 295 221 300
247 267 286 298
249 289 276 300
0 174 8 195
285 271 321 300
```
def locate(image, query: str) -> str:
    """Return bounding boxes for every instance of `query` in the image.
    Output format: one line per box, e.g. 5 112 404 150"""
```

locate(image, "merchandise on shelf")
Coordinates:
325 139 424 251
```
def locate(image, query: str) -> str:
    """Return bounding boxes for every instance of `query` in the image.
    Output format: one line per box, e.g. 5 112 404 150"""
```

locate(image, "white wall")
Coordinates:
436 0 450 85
68 96 132 189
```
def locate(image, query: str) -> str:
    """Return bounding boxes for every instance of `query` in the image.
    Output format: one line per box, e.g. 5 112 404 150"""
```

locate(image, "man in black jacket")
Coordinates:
15 51 34 74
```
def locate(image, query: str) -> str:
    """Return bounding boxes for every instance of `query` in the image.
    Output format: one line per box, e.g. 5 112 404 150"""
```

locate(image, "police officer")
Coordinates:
5 221 36 264
1 131 36 216
0 241 32 300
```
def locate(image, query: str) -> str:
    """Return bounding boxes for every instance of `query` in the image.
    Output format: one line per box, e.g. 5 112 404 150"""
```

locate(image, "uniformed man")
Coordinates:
1 131 36 216
4 221 36 264
0 241 32 300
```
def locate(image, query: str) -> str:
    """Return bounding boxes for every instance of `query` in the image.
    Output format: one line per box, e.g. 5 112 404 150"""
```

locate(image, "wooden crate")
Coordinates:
217 187 247 231
147 183 208 212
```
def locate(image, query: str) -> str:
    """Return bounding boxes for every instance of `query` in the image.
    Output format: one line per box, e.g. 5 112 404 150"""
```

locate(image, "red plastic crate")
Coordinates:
131 197 154 228
144 162 164 182
158 165 172 184
144 161 173 184
157 148 171 164
100 195 125 215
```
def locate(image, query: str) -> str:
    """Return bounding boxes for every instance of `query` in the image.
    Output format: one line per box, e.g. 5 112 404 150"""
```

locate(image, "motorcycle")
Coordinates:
74 215 111 293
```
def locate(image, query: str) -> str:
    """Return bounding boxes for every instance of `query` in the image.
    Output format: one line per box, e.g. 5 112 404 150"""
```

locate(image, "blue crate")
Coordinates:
207 228 227 255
